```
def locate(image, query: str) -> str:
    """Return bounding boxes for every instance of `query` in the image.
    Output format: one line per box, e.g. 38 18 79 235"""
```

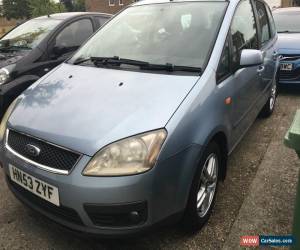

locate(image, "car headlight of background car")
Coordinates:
0 98 18 141
83 129 167 176
0 68 9 85
0 64 15 85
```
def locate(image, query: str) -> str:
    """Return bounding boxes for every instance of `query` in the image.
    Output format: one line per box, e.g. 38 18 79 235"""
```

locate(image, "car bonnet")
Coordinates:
8 63 200 156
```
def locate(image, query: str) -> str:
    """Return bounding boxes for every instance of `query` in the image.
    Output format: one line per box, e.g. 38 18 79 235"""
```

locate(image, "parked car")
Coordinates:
0 0 278 236
273 8 300 86
0 12 111 119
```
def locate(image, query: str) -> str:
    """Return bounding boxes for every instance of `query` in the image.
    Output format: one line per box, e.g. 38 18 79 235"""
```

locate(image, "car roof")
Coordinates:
273 7 300 13
133 0 272 11
133 0 250 8
133 0 227 5
34 12 112 21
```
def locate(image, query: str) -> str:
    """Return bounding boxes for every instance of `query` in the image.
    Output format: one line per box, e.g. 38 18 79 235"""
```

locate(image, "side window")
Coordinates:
255 1 271 45
231 0 258 68
217 39 230 82
54 19 93 56
266 5 276 38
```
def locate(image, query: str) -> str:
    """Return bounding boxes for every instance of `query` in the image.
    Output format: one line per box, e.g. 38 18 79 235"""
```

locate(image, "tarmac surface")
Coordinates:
0 89 299 250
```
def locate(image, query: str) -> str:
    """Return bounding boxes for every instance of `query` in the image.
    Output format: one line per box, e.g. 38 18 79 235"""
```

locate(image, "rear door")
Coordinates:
253 0 277 96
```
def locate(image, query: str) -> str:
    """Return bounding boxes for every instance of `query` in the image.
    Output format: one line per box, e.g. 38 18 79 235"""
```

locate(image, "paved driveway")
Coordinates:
0 90 299 250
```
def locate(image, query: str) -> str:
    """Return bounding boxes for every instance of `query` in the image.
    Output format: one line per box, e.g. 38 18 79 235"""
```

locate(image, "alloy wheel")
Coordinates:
197 153 218 218
269 83 277 111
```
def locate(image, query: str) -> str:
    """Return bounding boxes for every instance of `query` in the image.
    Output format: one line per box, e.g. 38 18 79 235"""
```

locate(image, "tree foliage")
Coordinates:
60 0 73 11
2 0 31 20
1 0 84 20
73 0 85 11
28 0 66 17
60 0 85 12
1 0 66 19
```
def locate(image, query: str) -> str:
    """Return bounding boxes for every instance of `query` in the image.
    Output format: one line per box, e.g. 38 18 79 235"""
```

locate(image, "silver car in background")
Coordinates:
0 0 278 236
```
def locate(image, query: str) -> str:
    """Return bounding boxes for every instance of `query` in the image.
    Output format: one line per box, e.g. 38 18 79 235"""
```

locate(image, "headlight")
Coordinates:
0 68 9 85
83 129 167 176
0 98 18 141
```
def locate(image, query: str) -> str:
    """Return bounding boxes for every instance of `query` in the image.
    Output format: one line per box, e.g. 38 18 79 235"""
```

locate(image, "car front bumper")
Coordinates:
1 142 201 237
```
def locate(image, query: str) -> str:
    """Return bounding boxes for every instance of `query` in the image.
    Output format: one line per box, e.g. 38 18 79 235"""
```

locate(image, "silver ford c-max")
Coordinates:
0 0 278 236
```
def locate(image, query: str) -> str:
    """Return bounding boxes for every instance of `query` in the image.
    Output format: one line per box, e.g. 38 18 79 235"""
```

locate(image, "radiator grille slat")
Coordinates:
7 130 81 173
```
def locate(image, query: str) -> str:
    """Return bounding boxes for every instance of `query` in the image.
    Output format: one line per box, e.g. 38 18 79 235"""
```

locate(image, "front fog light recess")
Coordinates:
83 129 167 176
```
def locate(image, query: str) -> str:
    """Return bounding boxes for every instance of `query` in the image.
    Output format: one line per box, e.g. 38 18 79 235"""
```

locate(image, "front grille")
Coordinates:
7 176 84 226
281 54 300 61
279 67 300 80
6 129 81 173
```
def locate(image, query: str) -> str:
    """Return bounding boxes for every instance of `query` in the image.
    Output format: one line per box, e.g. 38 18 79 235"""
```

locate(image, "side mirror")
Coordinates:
240 49 263 67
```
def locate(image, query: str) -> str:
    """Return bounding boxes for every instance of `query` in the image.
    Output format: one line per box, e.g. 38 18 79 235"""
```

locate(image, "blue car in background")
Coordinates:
273 8 300 85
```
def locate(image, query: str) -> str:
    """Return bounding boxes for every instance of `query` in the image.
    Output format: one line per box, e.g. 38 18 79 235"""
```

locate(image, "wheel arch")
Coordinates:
210 131 228 180
202 129 229 181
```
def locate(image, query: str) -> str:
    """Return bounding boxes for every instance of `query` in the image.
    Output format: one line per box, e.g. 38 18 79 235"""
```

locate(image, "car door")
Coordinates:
254 1 277 95
45 18 94 72
228 0 262 142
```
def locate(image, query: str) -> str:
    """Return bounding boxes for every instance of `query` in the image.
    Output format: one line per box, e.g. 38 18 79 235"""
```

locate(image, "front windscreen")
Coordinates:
69 2 227 69
0 18 62 50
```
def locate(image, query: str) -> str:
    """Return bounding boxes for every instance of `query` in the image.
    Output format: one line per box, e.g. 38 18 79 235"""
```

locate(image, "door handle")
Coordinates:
257 65 265 73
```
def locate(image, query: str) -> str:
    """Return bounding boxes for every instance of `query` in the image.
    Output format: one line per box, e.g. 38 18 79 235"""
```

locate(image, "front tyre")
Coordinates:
259 80 277 118
181 141 220 232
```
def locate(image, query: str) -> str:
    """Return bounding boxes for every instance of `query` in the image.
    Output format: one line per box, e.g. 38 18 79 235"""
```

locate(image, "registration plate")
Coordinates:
9 164 60 206
280 63 293 71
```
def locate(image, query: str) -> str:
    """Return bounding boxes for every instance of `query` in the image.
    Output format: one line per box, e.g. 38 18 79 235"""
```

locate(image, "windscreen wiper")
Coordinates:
73 56 202 73
277 30 300 33
0 45 31 51
92 56 151 68
277 30 290 33
73 56 114 65
73 56 149 67
141 63 202 73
